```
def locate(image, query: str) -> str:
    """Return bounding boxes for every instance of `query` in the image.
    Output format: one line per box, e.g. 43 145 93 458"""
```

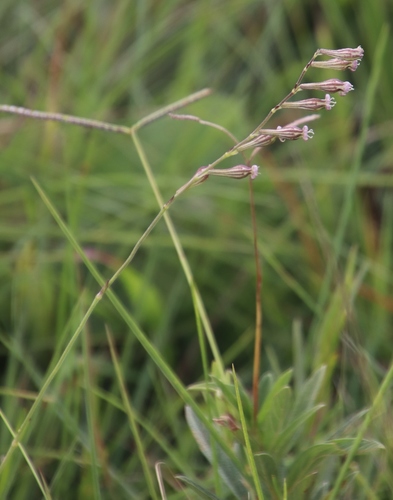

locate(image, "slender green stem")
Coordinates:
233 366 264 500
106 328 159 500
0 410 52 500
0 292 100 475
105 202 171 290
130 130 226 377
82 322 101 500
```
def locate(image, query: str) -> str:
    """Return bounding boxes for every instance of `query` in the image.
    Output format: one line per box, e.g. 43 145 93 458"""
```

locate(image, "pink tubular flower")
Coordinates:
258 125 314 142
300 79 354 96
281 95 336 111
318 46 364 61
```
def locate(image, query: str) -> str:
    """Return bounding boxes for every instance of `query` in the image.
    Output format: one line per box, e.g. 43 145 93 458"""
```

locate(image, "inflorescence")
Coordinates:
193 45 364 185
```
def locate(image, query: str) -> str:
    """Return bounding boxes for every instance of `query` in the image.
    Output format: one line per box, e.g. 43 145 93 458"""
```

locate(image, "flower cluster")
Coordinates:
190 46 363 186
299 80 353 96
234 46 364 156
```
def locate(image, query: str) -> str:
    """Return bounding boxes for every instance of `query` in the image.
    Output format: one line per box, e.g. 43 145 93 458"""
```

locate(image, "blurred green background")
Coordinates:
0 0 392 498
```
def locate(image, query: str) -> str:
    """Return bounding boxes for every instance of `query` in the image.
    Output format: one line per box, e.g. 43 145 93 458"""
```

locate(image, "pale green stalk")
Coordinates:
82 323 101 500
106 328 159 500
233 366 264 500
0 410 52 500
0 292 98 478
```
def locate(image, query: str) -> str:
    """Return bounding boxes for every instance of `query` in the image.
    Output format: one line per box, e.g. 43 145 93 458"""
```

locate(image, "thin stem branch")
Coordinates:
0 105 132 135
130 130 226 378
168 113 240 144
103 203 170 292
0 88 212 136
132 88 212 131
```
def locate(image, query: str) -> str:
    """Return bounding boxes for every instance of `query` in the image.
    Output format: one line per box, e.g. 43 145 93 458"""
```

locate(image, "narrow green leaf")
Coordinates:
286 443 338 489
176 476 222 500
274 404 326 457
211 376 253 420
258 369 293 423
329 438 385 454
290 366 326 420
327 409 369 439
258 372 274 409
185 406 250 499
261 387 293 450
254 453 281 497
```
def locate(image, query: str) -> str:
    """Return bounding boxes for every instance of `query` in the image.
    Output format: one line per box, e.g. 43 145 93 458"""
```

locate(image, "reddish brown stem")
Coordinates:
249 177 263 423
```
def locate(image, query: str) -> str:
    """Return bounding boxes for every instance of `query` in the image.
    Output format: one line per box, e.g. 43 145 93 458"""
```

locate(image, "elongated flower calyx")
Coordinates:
192 164 260 186
318 46 364 61
281 95 336 111
300 79 354 96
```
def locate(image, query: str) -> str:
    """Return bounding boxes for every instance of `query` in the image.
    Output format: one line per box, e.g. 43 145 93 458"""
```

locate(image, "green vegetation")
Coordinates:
1 1 392 498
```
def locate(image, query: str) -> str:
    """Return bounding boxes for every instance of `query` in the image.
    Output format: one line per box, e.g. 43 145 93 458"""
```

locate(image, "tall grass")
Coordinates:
0 1 392 498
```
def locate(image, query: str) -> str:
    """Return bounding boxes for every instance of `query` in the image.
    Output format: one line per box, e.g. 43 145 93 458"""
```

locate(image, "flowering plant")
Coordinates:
0 45 368 499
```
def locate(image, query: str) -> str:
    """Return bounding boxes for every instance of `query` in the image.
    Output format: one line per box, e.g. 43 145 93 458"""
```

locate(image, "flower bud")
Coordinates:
311 58 361 72
318 46 364 61
213 414 240 431
205 164 260 180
